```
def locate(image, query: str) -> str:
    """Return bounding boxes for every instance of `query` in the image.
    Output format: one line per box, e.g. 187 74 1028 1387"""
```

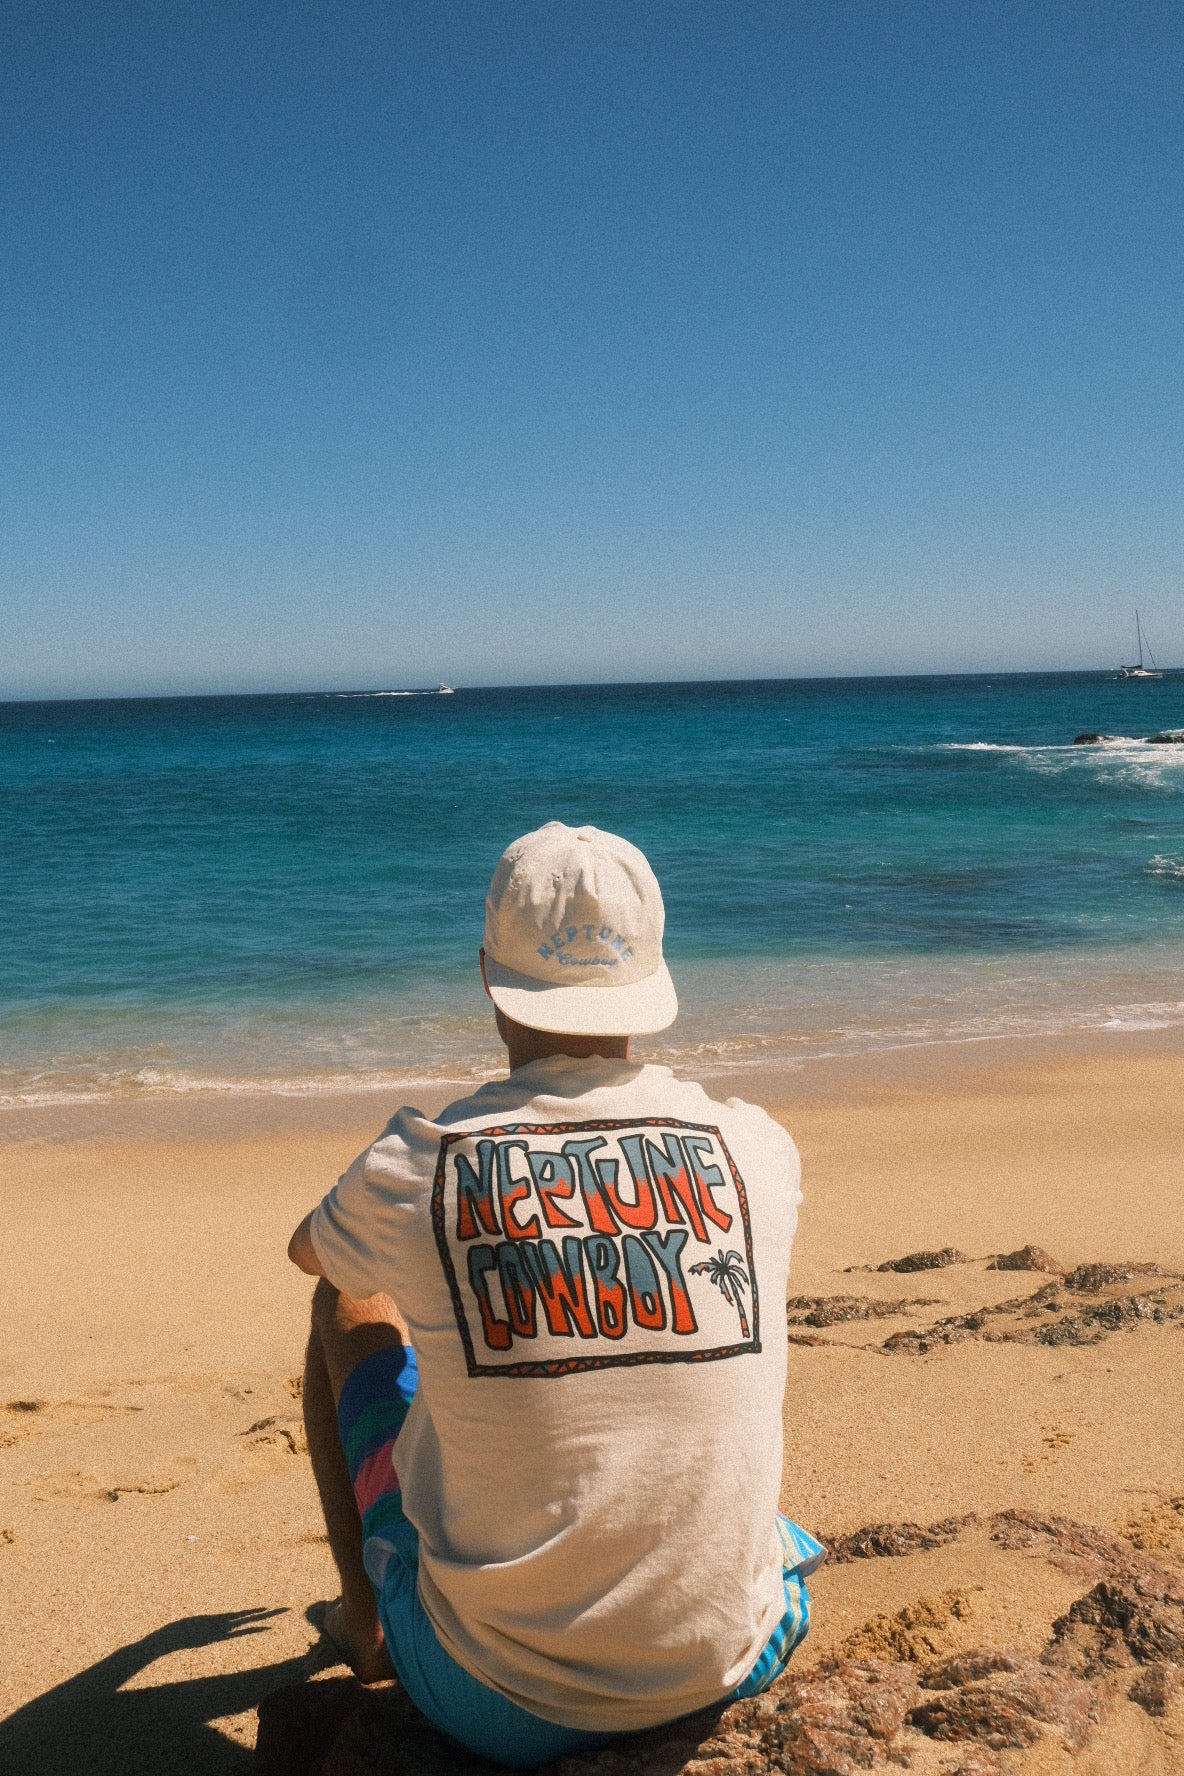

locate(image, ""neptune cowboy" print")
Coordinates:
430 1118 759 1377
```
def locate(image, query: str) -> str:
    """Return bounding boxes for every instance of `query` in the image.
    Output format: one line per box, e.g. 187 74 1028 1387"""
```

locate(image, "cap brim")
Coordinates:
484 957 678 1036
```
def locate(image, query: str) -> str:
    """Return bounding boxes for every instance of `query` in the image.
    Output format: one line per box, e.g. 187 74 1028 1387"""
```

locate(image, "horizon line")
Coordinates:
3 663 1182 708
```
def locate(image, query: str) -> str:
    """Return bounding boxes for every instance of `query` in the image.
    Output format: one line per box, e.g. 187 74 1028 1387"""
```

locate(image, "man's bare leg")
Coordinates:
304 1278 411 1684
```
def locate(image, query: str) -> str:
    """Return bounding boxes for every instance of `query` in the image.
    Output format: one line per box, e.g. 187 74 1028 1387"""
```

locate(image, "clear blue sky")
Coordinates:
4 0 1182 698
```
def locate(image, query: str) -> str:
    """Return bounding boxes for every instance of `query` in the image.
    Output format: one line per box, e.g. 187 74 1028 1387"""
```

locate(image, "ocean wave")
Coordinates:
938 736 1184 787
0 1064 491 1110
670 1000 1184 1069
8 995 1184 1107
941 736 1164 752
1146 855 1184 880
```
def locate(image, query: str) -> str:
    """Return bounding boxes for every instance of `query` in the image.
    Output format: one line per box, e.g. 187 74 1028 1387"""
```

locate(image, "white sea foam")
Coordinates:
11 992 1183 1107
7 946 1184 1112
1146 855 1184 880
939 736 1184 787
942 736 1177 752
0 1064 490 1110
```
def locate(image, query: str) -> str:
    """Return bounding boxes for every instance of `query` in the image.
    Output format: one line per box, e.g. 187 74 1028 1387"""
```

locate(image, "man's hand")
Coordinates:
288 1212 324 1276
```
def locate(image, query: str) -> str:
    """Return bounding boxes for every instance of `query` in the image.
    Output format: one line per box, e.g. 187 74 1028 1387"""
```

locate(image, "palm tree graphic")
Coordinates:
689 1249 751 1338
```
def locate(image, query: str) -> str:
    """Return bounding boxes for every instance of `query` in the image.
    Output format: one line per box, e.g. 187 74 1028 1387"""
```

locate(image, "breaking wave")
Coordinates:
939 736 1184 786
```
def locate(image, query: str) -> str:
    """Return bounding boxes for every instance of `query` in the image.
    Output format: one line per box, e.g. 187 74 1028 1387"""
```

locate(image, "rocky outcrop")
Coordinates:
877 1265 1184 1356
909 1651 1098 1753
876 1247 967 1273
258 1500 1184 1772
827 1516 974 1563
987 1245 1062 1273
786 1293 941 1328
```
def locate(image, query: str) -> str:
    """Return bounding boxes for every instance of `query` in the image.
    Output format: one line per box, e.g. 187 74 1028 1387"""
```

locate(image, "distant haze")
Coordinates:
3 1 1181 700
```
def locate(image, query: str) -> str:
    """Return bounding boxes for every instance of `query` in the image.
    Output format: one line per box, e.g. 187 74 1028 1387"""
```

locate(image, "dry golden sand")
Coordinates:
1 1036 1181 1773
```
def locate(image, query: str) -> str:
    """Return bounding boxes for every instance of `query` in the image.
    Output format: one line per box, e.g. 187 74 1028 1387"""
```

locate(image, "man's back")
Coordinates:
311 1053 801 1731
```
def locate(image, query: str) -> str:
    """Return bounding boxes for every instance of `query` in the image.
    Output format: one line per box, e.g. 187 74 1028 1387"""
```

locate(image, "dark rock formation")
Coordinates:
986 1245 1061 1273
755 1660 919 1774
908 1654 1097 1753
879 1267 1184 1355
1146 732 1184 744
785 1294 941 1328
1063 1260 1165 1291
1128 1662 1184 1716
255 1663 923 1776
826 1516 974 1563
988 1508 1184 1600
1047 1582 1184 1674
1073 732 1110 745
876 1248 966 1273
258 1508 1184 1772
881 1306 995 1354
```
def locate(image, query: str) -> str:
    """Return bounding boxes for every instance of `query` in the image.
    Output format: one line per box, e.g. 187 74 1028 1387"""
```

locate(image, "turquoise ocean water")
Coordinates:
2 675 1182 1106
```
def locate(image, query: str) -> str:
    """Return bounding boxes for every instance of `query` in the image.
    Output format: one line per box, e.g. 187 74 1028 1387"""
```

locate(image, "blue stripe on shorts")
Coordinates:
335 1347 825 1766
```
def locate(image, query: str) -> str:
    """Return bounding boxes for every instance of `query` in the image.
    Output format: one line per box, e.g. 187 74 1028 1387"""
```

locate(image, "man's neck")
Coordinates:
498 1015 631 1074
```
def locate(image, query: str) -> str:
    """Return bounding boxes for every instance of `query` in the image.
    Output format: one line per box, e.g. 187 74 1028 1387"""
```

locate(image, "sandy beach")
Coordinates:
3 1033 1182 1773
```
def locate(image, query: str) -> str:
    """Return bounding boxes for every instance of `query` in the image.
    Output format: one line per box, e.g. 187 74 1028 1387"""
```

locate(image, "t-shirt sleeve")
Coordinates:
726 1098 802 1203
777 1119 803 1207
309 1146 393 1302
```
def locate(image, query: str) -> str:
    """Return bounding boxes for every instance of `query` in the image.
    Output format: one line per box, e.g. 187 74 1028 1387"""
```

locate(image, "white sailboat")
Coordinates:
1116 611 1163 679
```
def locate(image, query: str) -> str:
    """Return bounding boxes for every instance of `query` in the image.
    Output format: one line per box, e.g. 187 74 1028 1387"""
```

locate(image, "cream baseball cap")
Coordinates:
482 821 678 1036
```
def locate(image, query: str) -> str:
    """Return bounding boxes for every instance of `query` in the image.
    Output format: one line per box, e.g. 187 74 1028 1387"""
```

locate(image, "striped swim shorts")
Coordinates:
337 1345 825 1768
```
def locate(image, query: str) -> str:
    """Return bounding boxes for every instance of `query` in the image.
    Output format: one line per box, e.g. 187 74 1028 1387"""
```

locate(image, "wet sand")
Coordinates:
2 1033 1181 1772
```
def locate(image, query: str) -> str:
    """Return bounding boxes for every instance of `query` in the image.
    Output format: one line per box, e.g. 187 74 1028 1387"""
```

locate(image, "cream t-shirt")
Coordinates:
310 1055 801 1733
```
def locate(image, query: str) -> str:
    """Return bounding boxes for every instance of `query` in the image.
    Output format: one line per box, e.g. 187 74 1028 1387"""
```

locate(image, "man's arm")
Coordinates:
288 1212 325 1277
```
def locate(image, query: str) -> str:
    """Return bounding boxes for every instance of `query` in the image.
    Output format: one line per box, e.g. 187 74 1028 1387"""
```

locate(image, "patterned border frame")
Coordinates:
430 1116 760 1378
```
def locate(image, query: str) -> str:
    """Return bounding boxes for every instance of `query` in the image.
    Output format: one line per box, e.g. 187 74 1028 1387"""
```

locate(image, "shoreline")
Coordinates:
3 1030 1182 1768
7 937 1184 1121
3 1017 1182 1148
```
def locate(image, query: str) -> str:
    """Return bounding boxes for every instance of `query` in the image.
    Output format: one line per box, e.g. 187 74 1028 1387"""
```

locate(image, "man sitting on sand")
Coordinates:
288 821 824 1767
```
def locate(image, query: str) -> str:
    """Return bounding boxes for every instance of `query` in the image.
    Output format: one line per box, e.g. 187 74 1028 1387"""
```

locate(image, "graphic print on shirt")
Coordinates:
430 1118 759 1377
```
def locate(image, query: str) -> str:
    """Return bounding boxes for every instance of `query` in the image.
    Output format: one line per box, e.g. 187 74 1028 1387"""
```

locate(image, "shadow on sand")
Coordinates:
0 1608 311 1774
